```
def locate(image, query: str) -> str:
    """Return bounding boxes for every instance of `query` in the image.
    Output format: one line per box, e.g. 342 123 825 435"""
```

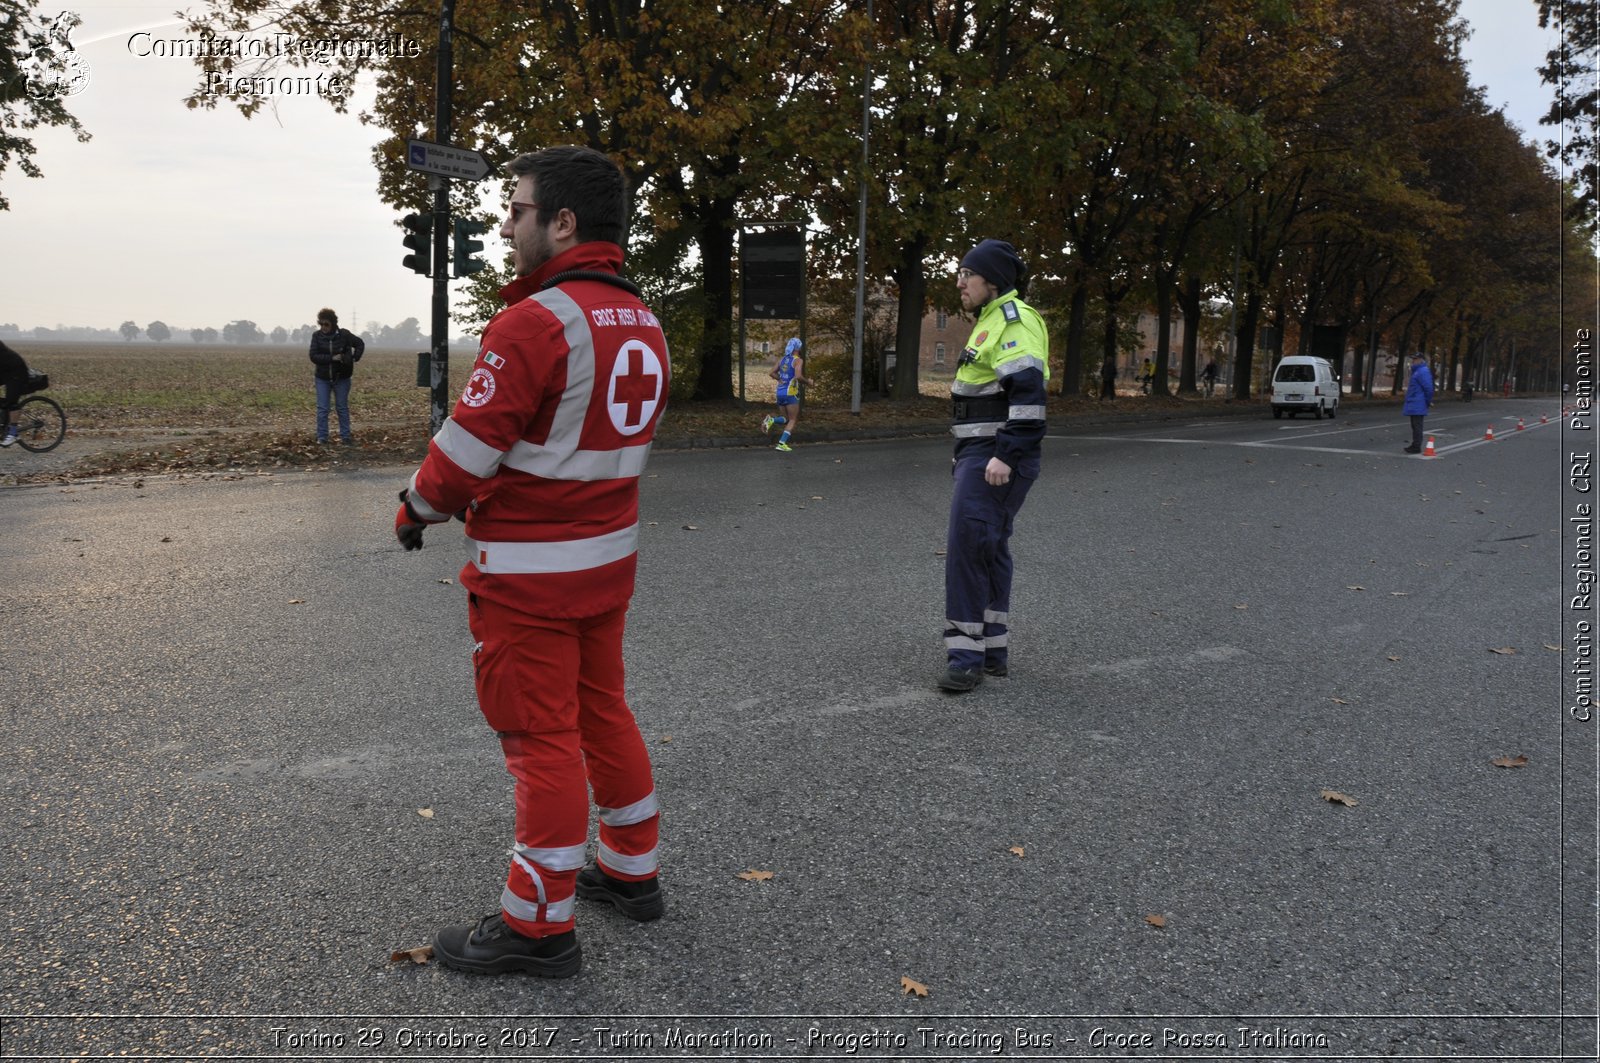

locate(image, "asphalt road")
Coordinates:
0 397 1591 1061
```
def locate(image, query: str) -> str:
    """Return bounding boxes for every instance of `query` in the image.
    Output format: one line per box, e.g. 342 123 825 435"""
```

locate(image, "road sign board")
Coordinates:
405 139 494 182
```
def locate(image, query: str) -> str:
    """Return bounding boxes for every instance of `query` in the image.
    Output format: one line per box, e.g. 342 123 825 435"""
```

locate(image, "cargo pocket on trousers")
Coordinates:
471 635 528 735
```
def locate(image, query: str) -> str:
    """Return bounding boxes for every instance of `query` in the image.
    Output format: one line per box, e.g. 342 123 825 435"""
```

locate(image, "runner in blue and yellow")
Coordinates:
940 239 1050 692
762 337 810 452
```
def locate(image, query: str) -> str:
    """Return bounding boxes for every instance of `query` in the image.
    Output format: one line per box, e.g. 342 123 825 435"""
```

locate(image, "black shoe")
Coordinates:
983 660 1008 677
432 913 581 977
1403 444 1420 454
575 865 665 922
938 665 983 692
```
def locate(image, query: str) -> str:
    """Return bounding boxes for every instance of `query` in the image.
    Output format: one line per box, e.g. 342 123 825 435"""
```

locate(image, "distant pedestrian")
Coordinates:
1099 354 1117 401
941 238 1049 692
1201 356 1219 397
1140 357 1154 394
308 309 364 444
763 337 811 451
1402 351 1434 454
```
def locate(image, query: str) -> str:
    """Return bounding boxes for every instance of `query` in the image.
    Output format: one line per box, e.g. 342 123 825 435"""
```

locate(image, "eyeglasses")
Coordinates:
507 200 544 223
956 268 977 282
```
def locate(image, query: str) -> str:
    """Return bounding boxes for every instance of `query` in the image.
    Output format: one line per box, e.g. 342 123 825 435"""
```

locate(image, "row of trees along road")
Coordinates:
179 0 1595 402
114 319 428 345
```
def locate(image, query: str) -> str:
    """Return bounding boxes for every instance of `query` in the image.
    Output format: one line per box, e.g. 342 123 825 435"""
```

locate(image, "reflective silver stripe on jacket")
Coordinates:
599 791 660 828
599 841 659 877
470 524 639 574
995 354 1046 379
432 416 506 479
406 471 454 522
952 379 1003 397
1008 405 1046 421
503 439 652 481
951 422 1001 438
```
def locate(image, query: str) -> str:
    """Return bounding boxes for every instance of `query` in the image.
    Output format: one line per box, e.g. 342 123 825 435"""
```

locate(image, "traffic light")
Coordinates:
453 218 489 278
401 213 432 276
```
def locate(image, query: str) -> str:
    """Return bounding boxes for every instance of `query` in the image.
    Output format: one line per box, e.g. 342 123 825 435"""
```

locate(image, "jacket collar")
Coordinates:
500 242 625 305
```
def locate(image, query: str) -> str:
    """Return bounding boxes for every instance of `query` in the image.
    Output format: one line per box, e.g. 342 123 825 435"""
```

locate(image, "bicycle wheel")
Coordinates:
15 395 66 453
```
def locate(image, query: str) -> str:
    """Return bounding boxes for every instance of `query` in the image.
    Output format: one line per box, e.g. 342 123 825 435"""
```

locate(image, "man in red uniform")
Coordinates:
395 146 668 978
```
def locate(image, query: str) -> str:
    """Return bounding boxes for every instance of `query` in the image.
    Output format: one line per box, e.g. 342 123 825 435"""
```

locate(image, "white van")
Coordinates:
1270 356 1340 419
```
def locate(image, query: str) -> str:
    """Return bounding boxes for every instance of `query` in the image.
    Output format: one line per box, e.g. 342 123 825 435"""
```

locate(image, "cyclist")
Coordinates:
0 339 32 447
1200 356 1219 397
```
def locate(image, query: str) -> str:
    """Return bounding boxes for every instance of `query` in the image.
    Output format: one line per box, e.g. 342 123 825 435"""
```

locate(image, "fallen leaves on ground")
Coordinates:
1008 846 1025 859
1330 697 1349 705
389 945 434 965
900 976 929 997
287 598 306 605
1321 790 1359 807
1145 914 1167 928
1488 647 1518 655
1491 755 1529 769
736 869 774 882
417 808 434 819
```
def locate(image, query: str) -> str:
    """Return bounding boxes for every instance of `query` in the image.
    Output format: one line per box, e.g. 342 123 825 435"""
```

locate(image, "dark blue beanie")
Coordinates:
960 239 1023 293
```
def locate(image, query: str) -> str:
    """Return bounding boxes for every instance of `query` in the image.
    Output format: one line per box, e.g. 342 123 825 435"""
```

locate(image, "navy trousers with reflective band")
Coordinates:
944 455 1033 671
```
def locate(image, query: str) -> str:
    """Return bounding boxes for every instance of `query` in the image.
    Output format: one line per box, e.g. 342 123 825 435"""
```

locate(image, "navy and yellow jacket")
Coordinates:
951 291 1049 474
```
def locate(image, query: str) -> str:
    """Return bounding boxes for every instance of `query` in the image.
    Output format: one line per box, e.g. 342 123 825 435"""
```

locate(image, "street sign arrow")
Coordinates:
405 139 494 182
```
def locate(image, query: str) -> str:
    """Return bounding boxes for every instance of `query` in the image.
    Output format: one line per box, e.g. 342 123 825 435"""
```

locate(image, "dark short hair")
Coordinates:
317 308 337 325
507 146 627 245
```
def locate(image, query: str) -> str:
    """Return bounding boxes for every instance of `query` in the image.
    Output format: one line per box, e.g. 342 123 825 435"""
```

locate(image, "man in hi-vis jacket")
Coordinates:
941 239 1050 693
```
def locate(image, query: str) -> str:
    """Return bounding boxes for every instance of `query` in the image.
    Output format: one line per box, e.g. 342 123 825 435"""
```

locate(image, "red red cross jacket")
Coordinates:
405 242 669 619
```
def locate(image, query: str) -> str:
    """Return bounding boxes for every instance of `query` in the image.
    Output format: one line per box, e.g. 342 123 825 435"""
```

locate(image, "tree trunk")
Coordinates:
1178 275 1202 392
691 191 738 402
1155 273 1177 396
1232 287 1263 399
890 234 928 402
1061 282 1090 398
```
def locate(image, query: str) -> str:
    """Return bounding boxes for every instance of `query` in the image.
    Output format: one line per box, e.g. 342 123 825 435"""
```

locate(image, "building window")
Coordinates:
936 311 948 330
935 343 946 365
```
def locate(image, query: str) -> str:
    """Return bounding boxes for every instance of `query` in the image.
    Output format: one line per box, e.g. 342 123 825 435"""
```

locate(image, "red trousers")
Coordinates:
468 594 660 938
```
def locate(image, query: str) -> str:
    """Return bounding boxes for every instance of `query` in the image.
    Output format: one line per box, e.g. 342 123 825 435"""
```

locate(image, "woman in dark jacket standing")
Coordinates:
308 308 365 444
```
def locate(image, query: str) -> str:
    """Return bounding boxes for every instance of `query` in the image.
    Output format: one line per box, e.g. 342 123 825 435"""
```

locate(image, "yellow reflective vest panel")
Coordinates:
951 291 1050 473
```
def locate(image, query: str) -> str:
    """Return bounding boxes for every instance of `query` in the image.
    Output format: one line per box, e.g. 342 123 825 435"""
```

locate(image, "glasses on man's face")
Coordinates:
508 201 544 223
956 268 977 282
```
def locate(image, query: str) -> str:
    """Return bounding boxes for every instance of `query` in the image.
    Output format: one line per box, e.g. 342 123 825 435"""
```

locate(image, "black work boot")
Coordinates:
938 665 983 692
983 659 1008 677
575 864 665 922
432 913 581 977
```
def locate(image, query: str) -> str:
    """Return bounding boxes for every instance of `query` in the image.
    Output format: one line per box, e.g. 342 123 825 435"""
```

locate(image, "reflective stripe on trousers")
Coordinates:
944 455 1033 671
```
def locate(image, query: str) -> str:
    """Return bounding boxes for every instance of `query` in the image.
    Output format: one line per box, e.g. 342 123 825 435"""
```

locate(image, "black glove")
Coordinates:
395 489 427 551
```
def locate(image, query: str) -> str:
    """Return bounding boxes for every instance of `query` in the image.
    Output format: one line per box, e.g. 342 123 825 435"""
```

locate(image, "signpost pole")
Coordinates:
428 0 456 438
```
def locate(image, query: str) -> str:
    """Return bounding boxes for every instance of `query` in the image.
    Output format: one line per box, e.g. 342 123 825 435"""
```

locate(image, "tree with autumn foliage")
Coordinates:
180 0 847 402
1539 0 1598 234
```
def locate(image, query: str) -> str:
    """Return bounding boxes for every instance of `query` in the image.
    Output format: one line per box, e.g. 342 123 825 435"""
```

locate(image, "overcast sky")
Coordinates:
0 0 1564 336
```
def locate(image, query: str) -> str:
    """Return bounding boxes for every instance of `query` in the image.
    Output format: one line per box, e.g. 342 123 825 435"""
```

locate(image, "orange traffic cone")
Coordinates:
1517 418 1525 431
1485 425 1495 441
1424 436 1435 457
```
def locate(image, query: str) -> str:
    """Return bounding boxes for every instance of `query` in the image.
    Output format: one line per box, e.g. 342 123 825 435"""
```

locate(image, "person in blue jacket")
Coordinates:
1402 351 1434 454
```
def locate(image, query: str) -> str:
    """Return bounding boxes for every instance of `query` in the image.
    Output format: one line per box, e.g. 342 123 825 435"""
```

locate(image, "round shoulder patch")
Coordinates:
607 340 665 436
462 366 497 408
974 331 989 346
